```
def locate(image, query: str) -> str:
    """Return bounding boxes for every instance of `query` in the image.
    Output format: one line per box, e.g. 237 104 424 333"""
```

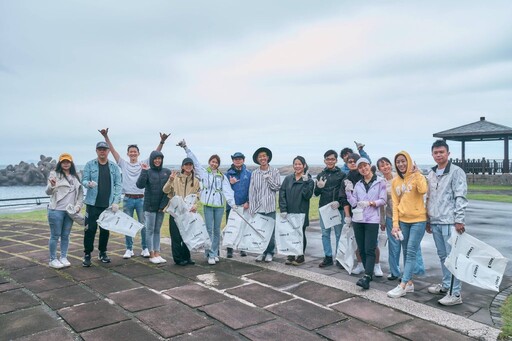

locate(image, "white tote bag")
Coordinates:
97 209 144 238
275 213 305 256
238 213 275 253
335 224 358 274
222 207 247 248
319 202 342 229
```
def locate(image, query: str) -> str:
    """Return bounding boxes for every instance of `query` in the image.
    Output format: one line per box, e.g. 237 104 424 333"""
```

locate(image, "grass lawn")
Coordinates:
499 295 512 339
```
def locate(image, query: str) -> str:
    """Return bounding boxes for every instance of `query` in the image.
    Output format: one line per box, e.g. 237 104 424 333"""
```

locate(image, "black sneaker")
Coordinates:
319 256 333 268
82 253 92 267
186 259 195 265
98 252 111 263
356 275 371 290
240 251 247 257
227 248 233 258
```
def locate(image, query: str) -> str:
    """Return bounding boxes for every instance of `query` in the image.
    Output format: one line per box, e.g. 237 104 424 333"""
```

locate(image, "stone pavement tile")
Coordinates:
199 300 275 330
1 243 42 254
10 265 60 283
0 238 14 247
171 325 240 341
285 281 354 305
23 275 75 293
424 296 480 317
0 256 38 271
14 327 76 341
25 250 50 262
0 275 8 283
81 320 160 341
240 319 325 341
388 318 474 340
134 272 191 291
164 263 216 280
266 299 346 330
211 260 263 277
108 287 167 312
62 265 110 281
163 283 227 308
0 289 39 313
0 307 60 340
195 271 246 290
331 297 412 329
84 274 140 295
8 233 41 241
112 262 163 278
58 300 130 333
136 301 213 338
317 319 400 341
226 283 293 307
246 270 304 288
27 238 52 246
0 251 13 259
0 230 20 238
37 285 99 310
0 281 22 292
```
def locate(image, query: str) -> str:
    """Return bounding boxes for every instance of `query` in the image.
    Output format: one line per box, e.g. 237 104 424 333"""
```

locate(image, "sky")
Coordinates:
1 0 511 167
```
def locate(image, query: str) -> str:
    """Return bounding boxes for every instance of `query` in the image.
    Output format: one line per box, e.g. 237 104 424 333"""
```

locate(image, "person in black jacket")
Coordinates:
136 150 170 264
279 156 315 265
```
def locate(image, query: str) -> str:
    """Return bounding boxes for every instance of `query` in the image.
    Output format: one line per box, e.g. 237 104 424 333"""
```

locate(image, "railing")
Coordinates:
0 196 50 208
450 158 511 174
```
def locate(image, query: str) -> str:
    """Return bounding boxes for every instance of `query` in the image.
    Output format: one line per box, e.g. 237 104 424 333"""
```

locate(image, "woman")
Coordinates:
279 156 315 265
136 151 170 264
163 157 201 266
178 140 235 265
45 153 83 268
345 158 386 289
377 157 425 281
387 151 428 298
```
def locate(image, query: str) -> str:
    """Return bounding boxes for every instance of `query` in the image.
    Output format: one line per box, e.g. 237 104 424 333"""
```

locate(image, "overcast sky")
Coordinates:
1 1 511 167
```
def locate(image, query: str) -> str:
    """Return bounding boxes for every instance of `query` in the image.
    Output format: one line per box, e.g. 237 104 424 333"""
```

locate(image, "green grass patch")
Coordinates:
467 194 512 203
468 184 512 191
499 295 512 339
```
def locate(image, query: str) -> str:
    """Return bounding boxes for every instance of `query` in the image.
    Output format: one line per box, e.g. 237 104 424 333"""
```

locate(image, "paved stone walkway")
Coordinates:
0 220 503 340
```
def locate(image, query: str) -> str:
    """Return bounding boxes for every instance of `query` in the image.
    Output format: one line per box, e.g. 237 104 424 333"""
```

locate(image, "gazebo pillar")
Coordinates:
461 140 466 171
505 136 510 173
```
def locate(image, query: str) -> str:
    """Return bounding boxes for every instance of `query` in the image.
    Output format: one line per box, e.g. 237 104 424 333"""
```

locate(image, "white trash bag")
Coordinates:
238 213 275 253
222 207 247 248
275 213 305 256
170 194 211 251
319 202 342 229
97 208 144 238
335 224 358 274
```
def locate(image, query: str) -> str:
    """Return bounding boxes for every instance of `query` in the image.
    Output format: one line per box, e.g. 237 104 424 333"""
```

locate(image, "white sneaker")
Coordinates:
208 257 216 265
352 263 365 275
59 257 71 267
123 249 134 259
387 285 406 298
49 259 64 269
149 257 160 264
141 248 150 258
255 254 265 262
264 254 273 262
157 256 167 263
405 283 414 293
438 293 463 306
373 263 383 277
214 257 219 263
428 283 449 295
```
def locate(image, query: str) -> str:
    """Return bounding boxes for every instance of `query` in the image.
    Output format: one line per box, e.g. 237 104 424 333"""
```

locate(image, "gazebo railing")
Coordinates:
450 158 511 174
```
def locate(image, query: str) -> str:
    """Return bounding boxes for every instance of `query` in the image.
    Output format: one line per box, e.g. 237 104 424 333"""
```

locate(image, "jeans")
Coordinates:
145 211 164 252
204 206 224 258
123 197 146 251
353 222 379 277
319 209 344 257
431 224 461 295
47 209 73 261
84 205 109 254
400 221 426 284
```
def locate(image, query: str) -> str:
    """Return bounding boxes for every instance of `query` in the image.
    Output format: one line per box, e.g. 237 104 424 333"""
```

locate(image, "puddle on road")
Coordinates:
196 273 219 286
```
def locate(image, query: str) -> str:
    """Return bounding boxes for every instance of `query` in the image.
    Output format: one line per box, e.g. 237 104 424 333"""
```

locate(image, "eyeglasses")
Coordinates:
347 160 356 164
325 158 337 161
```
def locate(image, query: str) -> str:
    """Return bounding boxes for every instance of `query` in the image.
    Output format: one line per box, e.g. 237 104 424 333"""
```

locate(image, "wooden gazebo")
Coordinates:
433 117 512 174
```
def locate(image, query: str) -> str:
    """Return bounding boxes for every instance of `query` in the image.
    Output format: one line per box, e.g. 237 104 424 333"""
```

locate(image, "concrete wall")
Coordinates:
466 174 512 185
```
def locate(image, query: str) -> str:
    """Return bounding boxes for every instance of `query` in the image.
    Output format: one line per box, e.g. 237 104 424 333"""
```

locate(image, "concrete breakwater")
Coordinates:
0 155 56 186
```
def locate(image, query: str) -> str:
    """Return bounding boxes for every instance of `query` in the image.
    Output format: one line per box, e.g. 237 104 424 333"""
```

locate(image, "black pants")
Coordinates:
302 222 308 253
169 215 190 263
84 205 109 254
352 222 379 277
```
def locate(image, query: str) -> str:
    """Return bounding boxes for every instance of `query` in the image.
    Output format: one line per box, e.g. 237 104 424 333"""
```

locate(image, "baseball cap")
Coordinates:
231 152 245 159
58 153 73 163
96 141 109 149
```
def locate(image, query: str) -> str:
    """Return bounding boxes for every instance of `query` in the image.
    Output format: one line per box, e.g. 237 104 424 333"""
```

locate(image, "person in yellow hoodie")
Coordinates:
387 151 428 298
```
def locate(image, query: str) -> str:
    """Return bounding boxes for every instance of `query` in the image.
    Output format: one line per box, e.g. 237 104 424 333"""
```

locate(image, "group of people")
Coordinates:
45 132 467 306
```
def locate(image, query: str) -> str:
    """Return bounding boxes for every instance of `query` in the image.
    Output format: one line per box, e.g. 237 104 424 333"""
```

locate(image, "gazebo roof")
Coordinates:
433 117 512 142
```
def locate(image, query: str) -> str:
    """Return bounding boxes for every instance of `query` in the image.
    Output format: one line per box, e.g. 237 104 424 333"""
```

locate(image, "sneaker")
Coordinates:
149 257 160 264
59 257 71 267
373 263 383 277
285 256 295 265
98 252 111 263
82 253 92 267
438 293 463 306
354 141 365 150
157 256 167 263
352 262 365 275
292 255 305 266
227 248 233 258
387 284 406 298
208 257 216 265
264 254 273 262
49 259 64 269
240 251 247 257
186 259 195 265
214 256 219 263
387 274 399 281
405 283 414 293
141 248 150 258
255 254 265 262
428 283 449 295
176 260 188 266
319 256 333 268
123 249 134 259
356 275 371 290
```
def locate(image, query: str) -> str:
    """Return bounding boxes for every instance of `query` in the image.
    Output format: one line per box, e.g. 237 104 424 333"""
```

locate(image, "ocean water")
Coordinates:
0 186 48 213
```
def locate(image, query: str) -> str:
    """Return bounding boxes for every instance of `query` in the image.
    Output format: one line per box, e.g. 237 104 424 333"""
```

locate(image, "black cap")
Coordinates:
231 152 245 159
181 157 194 166
96 141 109 149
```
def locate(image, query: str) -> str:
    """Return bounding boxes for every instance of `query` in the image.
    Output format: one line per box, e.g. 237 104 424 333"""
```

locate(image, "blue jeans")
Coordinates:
204 206 224 258
47 209 73 261
400 221 426 284
385 217 425 277
123 197 146 251
320 209 344 257
145 211 164 252
431 224 461 295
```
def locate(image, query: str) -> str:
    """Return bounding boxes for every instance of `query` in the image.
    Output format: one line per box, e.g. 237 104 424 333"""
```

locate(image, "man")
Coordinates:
340 141 371 174
249 147 281 262
225 152 251 258
100 128 169 259
315 150 346 268
82 141 122 266
426 139 468 306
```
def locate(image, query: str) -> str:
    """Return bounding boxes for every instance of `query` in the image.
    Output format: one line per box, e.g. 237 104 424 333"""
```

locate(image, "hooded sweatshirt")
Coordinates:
391 151 427 227
136 150 171 212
